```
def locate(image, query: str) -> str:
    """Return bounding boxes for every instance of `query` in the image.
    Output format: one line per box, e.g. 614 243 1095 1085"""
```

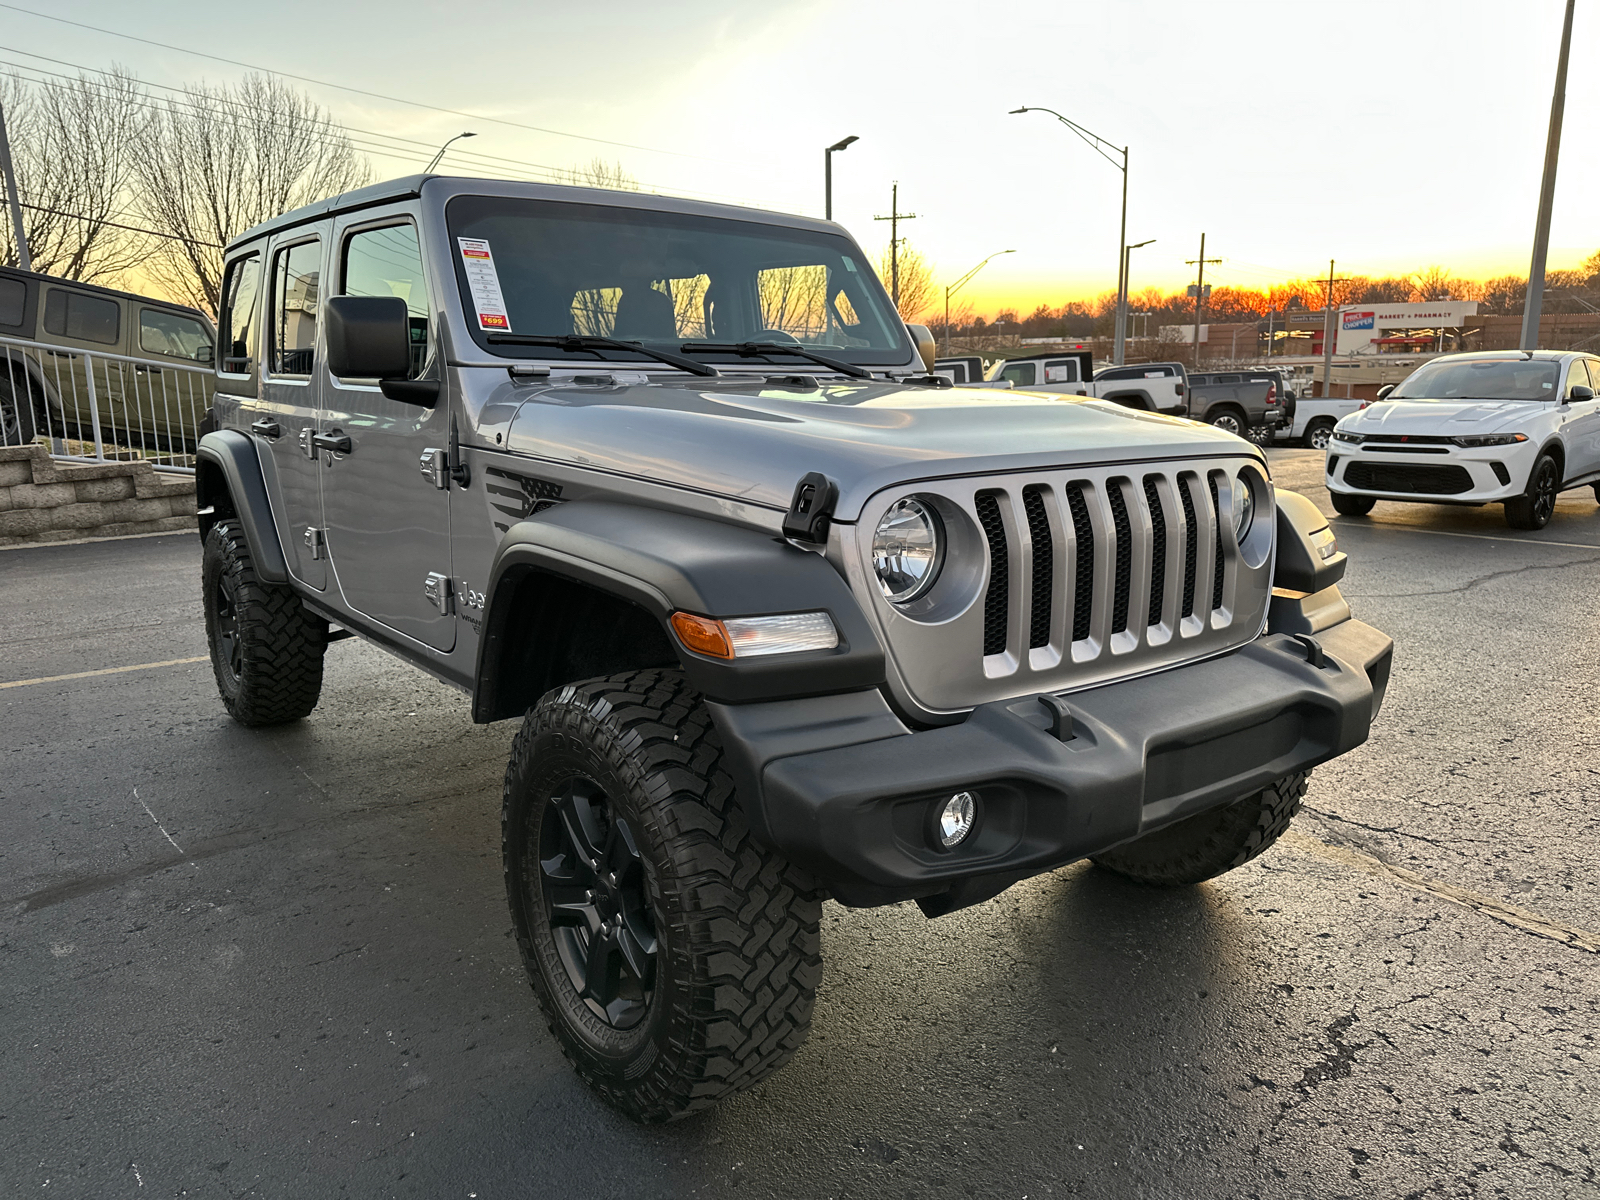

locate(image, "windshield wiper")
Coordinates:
680 340 873 380
485 333 718 377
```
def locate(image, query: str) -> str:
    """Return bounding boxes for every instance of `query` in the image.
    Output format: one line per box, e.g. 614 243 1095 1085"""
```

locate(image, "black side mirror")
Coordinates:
325 296 438 405
1570 385 1595 402
1376 384 1395 401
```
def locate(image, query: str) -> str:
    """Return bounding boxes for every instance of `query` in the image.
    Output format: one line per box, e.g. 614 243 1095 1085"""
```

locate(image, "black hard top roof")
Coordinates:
0 263 212 324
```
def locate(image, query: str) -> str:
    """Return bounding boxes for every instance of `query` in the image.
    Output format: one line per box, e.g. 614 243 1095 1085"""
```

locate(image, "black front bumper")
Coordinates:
709 619 1392 911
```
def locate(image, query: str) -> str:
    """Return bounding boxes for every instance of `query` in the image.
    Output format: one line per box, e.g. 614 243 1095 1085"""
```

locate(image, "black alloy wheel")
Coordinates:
1506 453 1560 530
214 573 244 684
539 777 657 1029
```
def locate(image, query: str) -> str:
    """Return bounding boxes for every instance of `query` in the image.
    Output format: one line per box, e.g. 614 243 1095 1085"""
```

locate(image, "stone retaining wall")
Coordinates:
0 445 196 546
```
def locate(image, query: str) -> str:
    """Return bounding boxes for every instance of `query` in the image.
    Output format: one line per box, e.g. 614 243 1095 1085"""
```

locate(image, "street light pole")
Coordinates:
824 135 858 221
1520 0 1576 353
425 131 476 173
1122 238 1155 356
943 250 1016 354
1011 106 1128 363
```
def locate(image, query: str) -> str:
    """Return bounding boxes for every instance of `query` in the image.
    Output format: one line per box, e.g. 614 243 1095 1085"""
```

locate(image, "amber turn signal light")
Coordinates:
669 612 733 659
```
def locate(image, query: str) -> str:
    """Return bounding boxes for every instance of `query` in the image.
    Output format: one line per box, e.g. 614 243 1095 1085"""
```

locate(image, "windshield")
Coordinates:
1388 358 1561 401
446 195 910 365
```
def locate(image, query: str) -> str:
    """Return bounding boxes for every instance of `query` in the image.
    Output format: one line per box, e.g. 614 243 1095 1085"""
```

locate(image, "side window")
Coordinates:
219 254 262 374
343 223 430 379
140 308 213 363
1218 374 1242 384
1583 360 1600 391
270 240 321 376
42 289 120 345
1570 359 1595 396
1044 359 1077 383
0 276 25 330
1000 362 1036 387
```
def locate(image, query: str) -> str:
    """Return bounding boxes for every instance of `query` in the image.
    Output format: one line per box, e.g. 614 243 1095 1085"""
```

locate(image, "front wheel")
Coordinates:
1092 773 1309 886
1305 420 1335 451
0 377 35 448
503 669 822 1123
1331 491 1376 517
1505 453 1559 530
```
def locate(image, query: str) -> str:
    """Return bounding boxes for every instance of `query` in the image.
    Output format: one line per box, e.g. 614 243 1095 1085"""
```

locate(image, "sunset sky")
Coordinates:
4 0 1595 317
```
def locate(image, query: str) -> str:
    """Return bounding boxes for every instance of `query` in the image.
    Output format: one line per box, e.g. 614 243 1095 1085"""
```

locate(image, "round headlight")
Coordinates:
872 497 944 603
1234 477 1256 542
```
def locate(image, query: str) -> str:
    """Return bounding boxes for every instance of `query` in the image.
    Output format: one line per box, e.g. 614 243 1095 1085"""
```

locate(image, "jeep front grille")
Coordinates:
852 458 1273 716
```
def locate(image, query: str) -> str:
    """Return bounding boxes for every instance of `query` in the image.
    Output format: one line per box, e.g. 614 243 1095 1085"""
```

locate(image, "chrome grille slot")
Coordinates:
1022 486 1053 650
1142 475 1166 628
974 492 1009 657
854 456 1272 717
1064 482 1095 642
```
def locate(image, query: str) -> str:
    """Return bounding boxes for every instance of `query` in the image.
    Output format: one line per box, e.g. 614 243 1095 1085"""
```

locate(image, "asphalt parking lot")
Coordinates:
3 447 1598 1199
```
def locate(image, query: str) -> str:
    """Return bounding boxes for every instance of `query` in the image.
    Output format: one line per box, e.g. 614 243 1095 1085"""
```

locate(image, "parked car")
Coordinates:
0 265 216 456
983 352 1190 415
194 173 1392 1122
1326 350 1600 529
1187 370 1287 438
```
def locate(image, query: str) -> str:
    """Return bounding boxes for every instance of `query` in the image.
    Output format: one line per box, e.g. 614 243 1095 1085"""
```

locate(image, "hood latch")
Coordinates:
782 472 838 549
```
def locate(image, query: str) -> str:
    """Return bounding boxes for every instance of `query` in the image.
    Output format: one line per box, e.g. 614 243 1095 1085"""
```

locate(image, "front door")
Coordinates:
1560 358 1600 482
260 234 328 590
319 216 454 652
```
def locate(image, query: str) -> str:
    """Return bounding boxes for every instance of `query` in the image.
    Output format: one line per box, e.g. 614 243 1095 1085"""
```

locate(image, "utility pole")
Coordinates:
1319 259 1352 397
1520 0 1576 353
0 100 30 272
1186 233 1220 369
873 182 918 311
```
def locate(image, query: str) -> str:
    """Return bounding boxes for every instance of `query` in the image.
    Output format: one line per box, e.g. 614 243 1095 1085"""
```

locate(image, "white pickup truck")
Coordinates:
936 352 1190 415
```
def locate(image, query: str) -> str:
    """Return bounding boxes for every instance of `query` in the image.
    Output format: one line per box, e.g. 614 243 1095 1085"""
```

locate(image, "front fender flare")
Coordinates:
475 501 886 711
195 430 288 583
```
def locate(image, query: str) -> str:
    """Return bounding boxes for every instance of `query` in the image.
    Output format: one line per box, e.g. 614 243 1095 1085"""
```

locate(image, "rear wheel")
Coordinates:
1305 419 1335 451
1505 453 1559 530
0 376 35 448
1206 406 1246 436
503 669 822 1123
1092 773 1309 886
1331 491 1376 517
201 521 327 725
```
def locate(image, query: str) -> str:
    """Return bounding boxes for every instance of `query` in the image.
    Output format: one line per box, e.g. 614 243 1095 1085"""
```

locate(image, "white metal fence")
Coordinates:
0 333 212 473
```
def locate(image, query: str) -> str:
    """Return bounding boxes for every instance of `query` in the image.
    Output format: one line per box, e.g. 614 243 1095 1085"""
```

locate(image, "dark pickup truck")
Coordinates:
1188 370 1289 438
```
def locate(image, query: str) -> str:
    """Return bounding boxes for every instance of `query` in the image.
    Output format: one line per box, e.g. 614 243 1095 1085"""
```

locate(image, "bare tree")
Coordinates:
1409 265 1457 301
560 158 639 190
878 241 934 322
0 68 148 282
132 74 370 314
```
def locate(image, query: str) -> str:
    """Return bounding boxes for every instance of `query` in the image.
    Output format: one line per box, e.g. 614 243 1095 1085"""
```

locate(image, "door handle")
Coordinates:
311 430 352 455
250 417 282 439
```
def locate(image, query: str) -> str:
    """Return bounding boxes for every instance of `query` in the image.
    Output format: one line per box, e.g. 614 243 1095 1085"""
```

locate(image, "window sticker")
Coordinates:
458 237 512 332
841 255 857 273
1045 364 1072 383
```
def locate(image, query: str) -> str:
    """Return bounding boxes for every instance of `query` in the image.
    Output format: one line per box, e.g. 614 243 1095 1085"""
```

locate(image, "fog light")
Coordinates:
935 791 978 848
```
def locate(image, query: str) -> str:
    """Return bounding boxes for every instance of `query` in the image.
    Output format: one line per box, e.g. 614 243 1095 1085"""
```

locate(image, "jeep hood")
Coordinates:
493 377 1257 519
1348 398 1542 436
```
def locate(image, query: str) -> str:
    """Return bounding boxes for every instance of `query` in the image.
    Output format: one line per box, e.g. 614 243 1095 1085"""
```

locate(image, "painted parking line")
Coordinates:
1282 829 1600 955
1331 519 1600 551
0 656 208 690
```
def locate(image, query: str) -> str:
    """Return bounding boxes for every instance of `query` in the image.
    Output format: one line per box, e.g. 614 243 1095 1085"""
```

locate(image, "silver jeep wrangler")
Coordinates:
194 175 1393 1122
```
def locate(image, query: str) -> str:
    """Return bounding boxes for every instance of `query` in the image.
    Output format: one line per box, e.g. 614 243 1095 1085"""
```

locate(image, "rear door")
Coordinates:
319 212 455 652
260 232 329 590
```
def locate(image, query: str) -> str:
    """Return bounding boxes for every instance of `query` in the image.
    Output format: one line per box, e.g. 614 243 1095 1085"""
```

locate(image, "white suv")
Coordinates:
1326 350 1600 530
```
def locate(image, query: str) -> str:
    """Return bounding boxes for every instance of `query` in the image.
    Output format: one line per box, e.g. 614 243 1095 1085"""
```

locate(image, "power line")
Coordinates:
0 53 762 207
16 201 219 246
0 2 712 161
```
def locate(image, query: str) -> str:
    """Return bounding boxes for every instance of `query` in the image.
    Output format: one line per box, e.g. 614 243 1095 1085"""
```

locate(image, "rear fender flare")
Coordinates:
195 430 288 583
474 501 885 715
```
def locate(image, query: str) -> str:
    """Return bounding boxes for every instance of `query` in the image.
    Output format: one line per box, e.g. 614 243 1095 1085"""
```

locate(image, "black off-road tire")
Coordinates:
503 669 823 1123
1091 772 1310 887
1505 453 1559 530
201 520 327 725
1330 491 1376 517
0 375 35 448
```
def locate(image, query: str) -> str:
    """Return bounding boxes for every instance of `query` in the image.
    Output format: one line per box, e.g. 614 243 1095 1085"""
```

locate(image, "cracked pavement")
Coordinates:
2 448 1597 1198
